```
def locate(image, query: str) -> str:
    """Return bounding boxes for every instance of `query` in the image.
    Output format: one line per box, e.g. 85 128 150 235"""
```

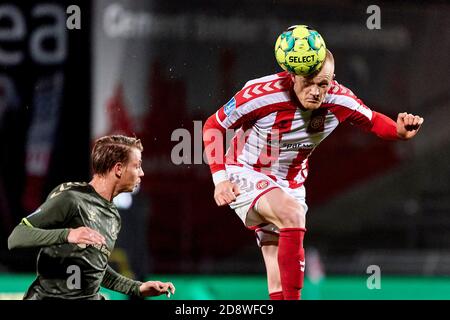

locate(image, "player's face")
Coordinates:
121 148 144 192
292 59 334 110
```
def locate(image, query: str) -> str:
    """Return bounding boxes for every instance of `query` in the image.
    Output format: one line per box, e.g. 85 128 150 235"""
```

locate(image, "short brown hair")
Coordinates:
91 135 143 175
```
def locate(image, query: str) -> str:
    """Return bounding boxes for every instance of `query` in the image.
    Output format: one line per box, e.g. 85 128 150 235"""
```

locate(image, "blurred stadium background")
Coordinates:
0 0 449 299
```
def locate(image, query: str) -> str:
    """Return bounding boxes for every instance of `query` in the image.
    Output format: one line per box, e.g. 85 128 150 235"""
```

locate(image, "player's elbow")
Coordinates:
7 225 25 250
203 114 216 132
203 114 225 143
7 230 18 250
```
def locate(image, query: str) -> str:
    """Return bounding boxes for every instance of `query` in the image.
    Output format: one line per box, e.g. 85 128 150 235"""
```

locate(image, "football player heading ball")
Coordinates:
203 25 424 300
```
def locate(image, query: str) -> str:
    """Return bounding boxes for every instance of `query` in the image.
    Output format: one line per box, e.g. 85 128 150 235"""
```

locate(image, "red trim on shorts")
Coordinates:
249 186 278 212
247 223 268 231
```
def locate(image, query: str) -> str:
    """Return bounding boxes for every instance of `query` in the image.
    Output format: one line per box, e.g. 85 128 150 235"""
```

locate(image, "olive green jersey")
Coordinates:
8 182 142 300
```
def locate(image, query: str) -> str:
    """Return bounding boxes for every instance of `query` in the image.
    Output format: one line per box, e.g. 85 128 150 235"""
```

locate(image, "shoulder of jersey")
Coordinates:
323 80 372 119
326 80 358 99
234 71 292 105
323 80 361 106
48 182 89 200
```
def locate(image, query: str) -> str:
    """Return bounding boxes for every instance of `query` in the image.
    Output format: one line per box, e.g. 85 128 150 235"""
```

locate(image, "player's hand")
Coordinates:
214 180 241 206
139 281 175 298
67 226 106 245
396 112 424 140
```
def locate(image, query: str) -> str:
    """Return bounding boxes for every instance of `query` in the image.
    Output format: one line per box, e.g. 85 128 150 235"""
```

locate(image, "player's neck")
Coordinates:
89 175 116 202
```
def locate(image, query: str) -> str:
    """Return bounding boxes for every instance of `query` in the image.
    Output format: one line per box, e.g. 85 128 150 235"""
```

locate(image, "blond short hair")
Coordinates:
91 135 143 175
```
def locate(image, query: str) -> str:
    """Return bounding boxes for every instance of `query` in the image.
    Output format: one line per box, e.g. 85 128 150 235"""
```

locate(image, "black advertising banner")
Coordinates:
0 1 90 259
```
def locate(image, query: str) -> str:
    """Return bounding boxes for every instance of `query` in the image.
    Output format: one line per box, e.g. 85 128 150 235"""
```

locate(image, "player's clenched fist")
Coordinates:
214 180 241 206
139 281 176 297
67 226 106 245
396 112 424 140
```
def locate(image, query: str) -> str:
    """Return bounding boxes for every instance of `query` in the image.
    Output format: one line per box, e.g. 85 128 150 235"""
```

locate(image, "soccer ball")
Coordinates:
274 25 327 76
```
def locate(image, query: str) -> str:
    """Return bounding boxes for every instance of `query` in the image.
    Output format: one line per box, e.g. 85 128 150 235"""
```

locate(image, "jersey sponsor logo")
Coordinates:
283 142 315 150
77 243 111 256
256 179 270 190
93 243 111 256
223 97 236 116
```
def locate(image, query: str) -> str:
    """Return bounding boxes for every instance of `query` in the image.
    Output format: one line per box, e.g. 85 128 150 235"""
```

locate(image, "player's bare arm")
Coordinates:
396 112 424 140
214 180 241 206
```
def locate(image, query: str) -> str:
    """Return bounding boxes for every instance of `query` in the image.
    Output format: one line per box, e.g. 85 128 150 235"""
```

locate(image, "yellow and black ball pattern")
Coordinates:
275 25 327 76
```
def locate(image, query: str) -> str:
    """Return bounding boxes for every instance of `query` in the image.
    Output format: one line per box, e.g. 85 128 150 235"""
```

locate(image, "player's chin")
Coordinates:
302 101 322 110
133 181 141 191
124 183 139 193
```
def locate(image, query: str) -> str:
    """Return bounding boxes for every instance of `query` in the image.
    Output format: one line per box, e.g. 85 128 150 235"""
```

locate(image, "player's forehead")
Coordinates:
300 62 334 83
128 148 142 162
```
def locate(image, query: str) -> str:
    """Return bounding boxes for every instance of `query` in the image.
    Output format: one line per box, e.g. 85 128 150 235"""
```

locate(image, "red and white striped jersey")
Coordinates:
204 71 397 189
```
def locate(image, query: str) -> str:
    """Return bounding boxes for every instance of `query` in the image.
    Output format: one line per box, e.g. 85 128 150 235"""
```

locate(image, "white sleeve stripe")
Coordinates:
222 91 290 128
243 74 283 88
325 93 372 120
215 111 227 129
355 104 373 120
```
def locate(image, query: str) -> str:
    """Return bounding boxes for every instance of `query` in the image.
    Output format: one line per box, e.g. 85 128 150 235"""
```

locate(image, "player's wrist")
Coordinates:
63 228 72 243
212 170 228 186
134 281 144 297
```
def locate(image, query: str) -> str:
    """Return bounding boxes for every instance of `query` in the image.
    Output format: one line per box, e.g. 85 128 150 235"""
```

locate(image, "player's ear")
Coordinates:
114 162 123 178
289 72 296 82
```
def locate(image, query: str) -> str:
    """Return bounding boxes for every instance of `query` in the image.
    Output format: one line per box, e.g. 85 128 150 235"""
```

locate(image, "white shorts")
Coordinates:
225 165 308 246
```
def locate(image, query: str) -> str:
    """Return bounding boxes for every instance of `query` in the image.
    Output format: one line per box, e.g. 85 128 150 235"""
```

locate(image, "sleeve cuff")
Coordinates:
212 170 229 186
133 281 143 297
61 228 71 242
